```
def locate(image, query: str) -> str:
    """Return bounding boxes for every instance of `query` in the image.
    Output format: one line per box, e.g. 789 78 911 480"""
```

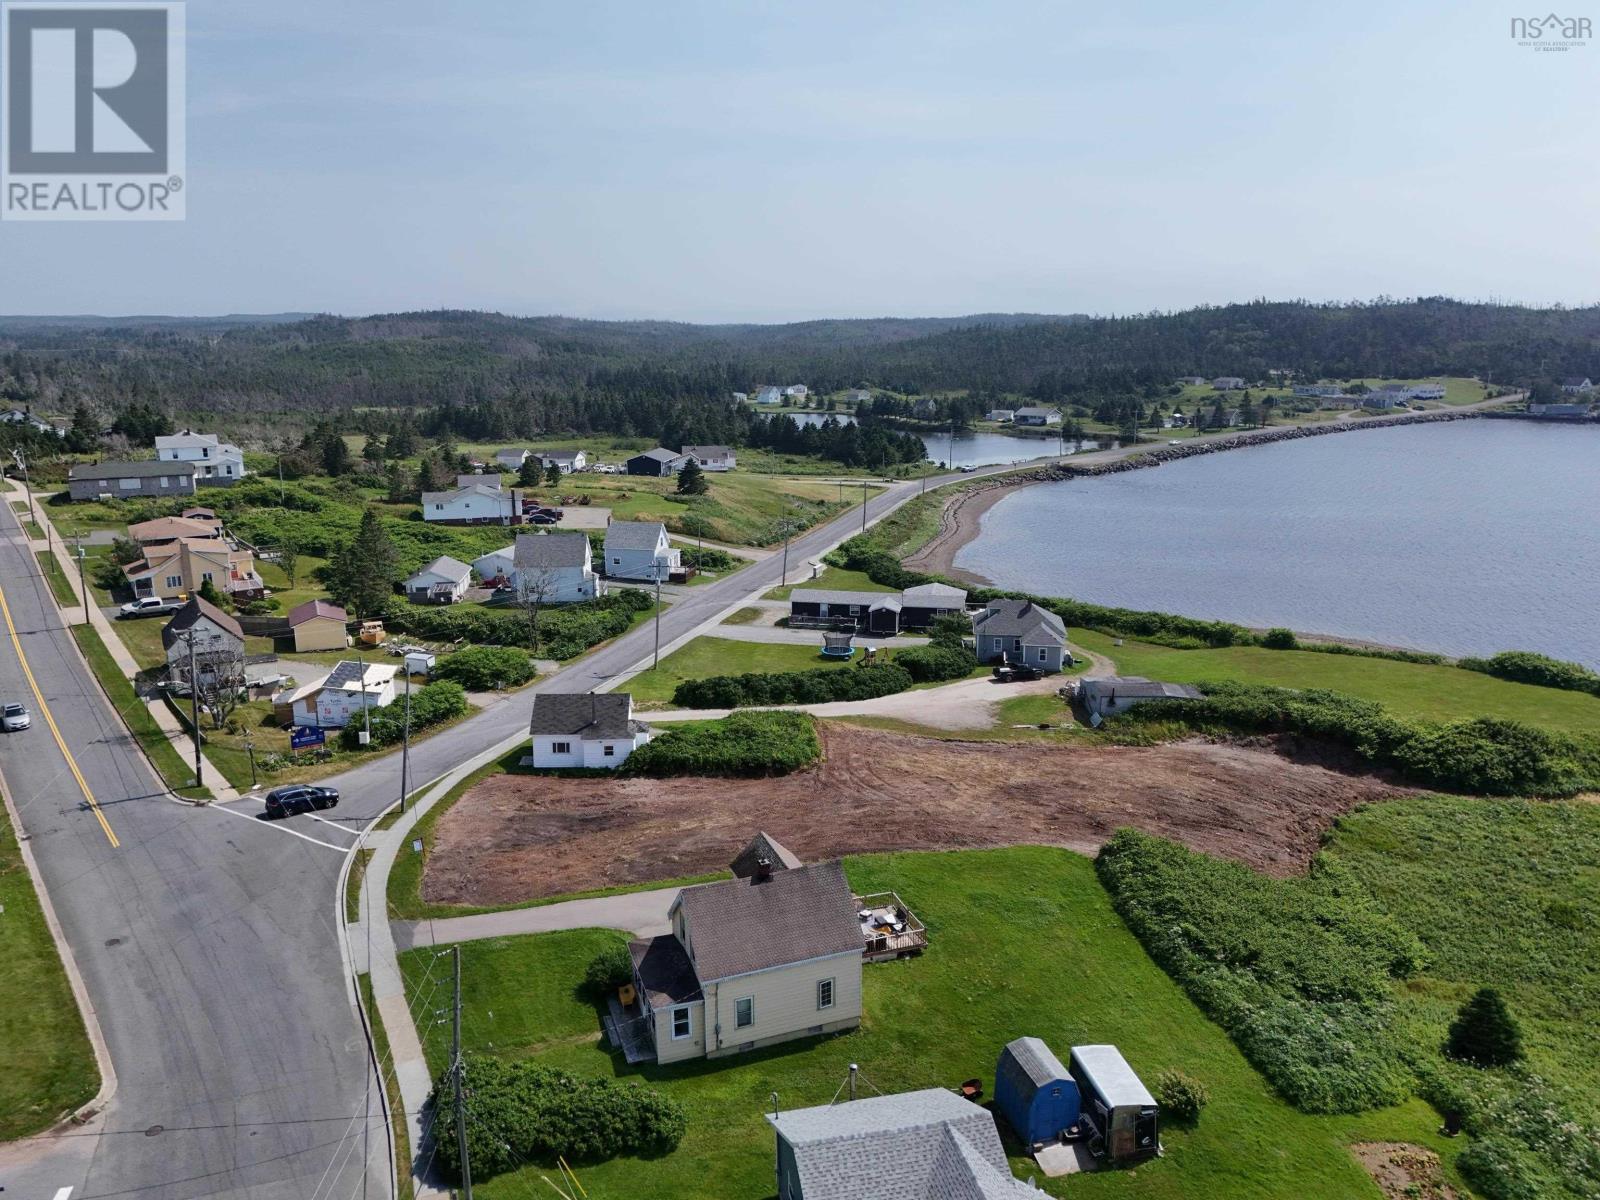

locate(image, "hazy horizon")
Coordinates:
2 0 1596 320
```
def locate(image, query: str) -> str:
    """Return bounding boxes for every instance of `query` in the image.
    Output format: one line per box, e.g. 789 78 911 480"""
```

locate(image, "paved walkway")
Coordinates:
10 483 240 801
705 623 930 647
392 886 678 951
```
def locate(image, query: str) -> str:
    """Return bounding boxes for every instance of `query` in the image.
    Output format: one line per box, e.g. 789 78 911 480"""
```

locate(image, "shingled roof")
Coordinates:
766 1088 1036 1200
672 861 860 982
513 531 589 569
972 598 1065 642
528 692 641 739
730 832 803 879
603 520 667 552
160 596 244 652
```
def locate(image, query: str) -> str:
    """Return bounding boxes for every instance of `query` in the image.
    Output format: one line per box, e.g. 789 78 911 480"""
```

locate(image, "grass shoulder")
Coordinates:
0 790 100 1141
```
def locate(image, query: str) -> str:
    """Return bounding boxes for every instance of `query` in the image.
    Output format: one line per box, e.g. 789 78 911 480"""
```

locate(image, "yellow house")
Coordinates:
123 538 234 601
287 600 349 652
620 834 914 1066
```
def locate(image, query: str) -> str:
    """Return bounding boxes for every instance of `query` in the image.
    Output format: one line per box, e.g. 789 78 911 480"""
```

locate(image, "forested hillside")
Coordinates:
1 299 1596 440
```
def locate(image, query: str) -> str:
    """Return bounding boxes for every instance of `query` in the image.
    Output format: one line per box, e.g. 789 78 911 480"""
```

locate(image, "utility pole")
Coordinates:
652 562 663 669
72 529 88 625
185 632 203 788
399 668 412 813
11 450 36 529
452 946 474 1200
277 454 285 505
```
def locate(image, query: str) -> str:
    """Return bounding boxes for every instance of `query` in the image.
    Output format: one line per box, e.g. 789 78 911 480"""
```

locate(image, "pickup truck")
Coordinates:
119 596 184 618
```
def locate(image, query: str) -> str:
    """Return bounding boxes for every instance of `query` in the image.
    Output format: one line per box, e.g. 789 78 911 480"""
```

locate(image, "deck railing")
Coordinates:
854 891 928 961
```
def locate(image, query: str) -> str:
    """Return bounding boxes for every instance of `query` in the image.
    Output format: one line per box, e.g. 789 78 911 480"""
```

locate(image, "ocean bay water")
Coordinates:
957 420 1600 667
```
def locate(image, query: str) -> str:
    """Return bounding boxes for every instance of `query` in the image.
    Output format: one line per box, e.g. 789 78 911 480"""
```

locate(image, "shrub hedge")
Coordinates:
1096 829 1423 1113
337 680 467 750
672 663 913 709
623 711 820 776
893 643 976 683
430 1055 685 1181
1121 679 1600 797
385 590 651 659
1458 650 1600 698
681 546 739 572
433 645 536 690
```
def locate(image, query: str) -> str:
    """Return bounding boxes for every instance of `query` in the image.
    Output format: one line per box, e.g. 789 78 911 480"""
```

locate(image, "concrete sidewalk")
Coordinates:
393 886 678 951
10 482 239 801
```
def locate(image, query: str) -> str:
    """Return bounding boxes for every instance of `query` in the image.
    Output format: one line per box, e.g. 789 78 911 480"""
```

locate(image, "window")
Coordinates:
603 744 615 757
817 978 834 1011
611 557 621 566
671 1006 691 1040
119 477 140 490
433 504 442 511
165 575 183 589
1037 648 1047 662
158 476 169 488
735 996 754 1029
550 741 571 754
201 572 213 583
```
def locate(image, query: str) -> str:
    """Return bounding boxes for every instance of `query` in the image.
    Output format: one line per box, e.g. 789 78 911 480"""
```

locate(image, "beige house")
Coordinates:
124 537 263 602
287 600 349 652
616 834 926 1066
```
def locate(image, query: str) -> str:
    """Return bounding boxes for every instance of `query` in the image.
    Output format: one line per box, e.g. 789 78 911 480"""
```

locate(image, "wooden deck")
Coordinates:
855 891 928 962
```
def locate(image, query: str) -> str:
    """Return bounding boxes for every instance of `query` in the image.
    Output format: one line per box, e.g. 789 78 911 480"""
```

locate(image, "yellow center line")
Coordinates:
0 578 119 848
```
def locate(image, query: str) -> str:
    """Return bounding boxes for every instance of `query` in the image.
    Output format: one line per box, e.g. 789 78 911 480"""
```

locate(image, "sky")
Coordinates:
1 0 1596 322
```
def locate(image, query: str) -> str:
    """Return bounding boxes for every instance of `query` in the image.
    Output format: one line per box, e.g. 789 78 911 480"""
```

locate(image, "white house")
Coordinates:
846 389 874 403
1211 377 1246 391
732 391 749 403
986 408 1016 422
603 520 681 581
0 408 63 436
1560 376 1593 394
288 661 400 729
155 431 248 481
160 597 245 689
784 384 809 398
403 555 472 604
533 448 587 474
755 386 783 404
681 444 736 472
513 532 599 602
526 692 652 768
1013 406 1063 426
421 480 523 524
1292 384 1345 399
472 544 517 585
1410 383 1447 400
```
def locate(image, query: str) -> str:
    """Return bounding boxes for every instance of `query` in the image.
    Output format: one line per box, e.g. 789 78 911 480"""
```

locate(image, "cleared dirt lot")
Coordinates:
422 724 1412 907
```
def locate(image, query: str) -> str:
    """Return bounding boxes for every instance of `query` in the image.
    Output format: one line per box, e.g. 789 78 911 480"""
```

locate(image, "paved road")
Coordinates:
0 504 387 1199
392 886 679 951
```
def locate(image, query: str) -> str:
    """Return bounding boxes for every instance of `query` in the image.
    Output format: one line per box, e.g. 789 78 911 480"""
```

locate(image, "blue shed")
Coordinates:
994 1036 1081 1149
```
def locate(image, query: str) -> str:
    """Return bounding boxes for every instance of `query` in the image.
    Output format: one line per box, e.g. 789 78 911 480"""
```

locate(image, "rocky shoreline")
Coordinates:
904 407 1490 582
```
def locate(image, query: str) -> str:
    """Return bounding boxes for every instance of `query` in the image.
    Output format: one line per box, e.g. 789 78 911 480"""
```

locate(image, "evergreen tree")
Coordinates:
387 421 418 459
386 461 414 504
517 457 542 488
197 577 226 608
64 403 101 453
1447 987 1523 1067
676 458 708 495
361 434 387 463
544 461 562 487
321 432 352 476
329 508 400 617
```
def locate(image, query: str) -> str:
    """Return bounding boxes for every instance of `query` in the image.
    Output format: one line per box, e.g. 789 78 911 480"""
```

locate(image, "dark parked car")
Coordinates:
992 660 1044 683
263 784 339 818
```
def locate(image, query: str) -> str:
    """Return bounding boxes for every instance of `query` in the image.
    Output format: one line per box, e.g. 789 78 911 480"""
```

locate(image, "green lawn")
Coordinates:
1078 629 1600 735
623 636 853 706
0 791 100 1140
1329 795 1600 1125
34 551 78 608
400 847 1461 1199
763 565 898 601
69 625 209 800
722 606 764 625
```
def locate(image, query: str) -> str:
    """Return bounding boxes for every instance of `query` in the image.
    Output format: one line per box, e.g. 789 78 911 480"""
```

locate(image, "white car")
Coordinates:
1 702 31 732
119 596 181 618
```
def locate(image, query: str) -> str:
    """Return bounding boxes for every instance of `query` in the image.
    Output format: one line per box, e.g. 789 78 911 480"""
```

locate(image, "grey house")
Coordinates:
768 1087 1037 1200
602 520 681 581
68 460 196 501
972 598 1068 672
789 583 966 635
626 447 688 477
